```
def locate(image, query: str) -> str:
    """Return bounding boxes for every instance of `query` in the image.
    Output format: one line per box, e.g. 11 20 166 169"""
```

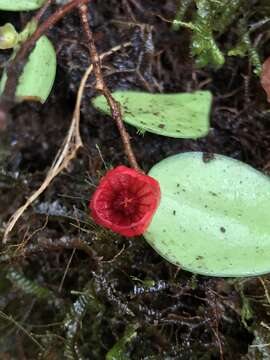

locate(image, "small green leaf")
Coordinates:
0 23 18 49
0 0 46 11
17 19 38 44
93 91 212 139
144 152 270 277
0 36 56 103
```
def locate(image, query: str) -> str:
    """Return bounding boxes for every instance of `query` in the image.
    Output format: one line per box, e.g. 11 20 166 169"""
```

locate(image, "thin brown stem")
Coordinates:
0 0 89 131
78 3 140 170
34 0 53 22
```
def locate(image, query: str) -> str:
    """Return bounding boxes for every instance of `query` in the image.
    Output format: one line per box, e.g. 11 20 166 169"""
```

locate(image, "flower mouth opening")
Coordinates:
90 166 161 237
96 176 153 226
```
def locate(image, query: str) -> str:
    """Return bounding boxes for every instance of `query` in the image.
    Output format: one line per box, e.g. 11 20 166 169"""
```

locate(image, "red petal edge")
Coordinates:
89 166 161 237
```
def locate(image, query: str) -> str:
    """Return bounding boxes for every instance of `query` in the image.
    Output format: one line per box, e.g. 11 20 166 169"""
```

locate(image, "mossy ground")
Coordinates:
1 1 270 359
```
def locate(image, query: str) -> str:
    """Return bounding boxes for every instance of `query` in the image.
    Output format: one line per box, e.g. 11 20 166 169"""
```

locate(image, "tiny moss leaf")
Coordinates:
144 152 270 277
93 91 212 139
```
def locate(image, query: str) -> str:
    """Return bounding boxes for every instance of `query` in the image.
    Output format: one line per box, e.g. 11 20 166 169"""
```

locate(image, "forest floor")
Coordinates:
1 1 270 359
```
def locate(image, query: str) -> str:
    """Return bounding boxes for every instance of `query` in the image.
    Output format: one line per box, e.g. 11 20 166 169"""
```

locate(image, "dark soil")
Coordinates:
1 1 270 359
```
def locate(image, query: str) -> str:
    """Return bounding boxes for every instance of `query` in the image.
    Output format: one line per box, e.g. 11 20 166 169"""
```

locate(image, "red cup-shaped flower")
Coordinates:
89 166 161 237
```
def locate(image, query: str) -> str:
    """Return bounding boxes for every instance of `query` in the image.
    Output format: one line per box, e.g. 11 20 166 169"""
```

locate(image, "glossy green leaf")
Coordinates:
0 0 46 11
144 152 270 277
0 36 56 103
92 91 212 139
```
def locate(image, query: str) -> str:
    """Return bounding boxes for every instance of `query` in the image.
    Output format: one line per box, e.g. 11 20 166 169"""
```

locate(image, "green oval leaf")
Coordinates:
0 0 46 11
92 91 212 139
1 36 56 103
144 152 270 277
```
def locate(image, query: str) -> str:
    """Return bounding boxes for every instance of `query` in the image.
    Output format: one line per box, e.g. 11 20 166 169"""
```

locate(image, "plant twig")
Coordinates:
259 277 270 305
0 0 89 131
78 3 140 170
58 248 76 293
34 0 53 22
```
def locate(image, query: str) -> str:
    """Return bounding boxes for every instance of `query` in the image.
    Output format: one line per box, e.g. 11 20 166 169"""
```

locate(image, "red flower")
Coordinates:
89 166 160 237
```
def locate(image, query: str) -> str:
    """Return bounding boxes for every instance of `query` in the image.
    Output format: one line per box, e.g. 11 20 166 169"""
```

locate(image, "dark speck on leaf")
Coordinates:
203 152 215 163
173 210 176 215
158 124 165 129
220 227 226 233
196 255 204 260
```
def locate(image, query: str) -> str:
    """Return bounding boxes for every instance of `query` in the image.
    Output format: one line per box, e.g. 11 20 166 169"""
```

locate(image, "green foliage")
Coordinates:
236 282 254 330
191 0 225 68
172 0 192 31
144 152 270 277
17 19 38 44
173 0 262 73
0 35 57 103
228 19 262 75
106 324 138 360
64 284 104 360
93 91 212 139
64 292 91 359
0 0 46 11
6 267 53 299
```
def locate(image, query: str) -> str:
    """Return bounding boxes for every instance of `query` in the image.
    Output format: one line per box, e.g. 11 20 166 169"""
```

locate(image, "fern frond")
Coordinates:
6 268 53 299
64 284 96 360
